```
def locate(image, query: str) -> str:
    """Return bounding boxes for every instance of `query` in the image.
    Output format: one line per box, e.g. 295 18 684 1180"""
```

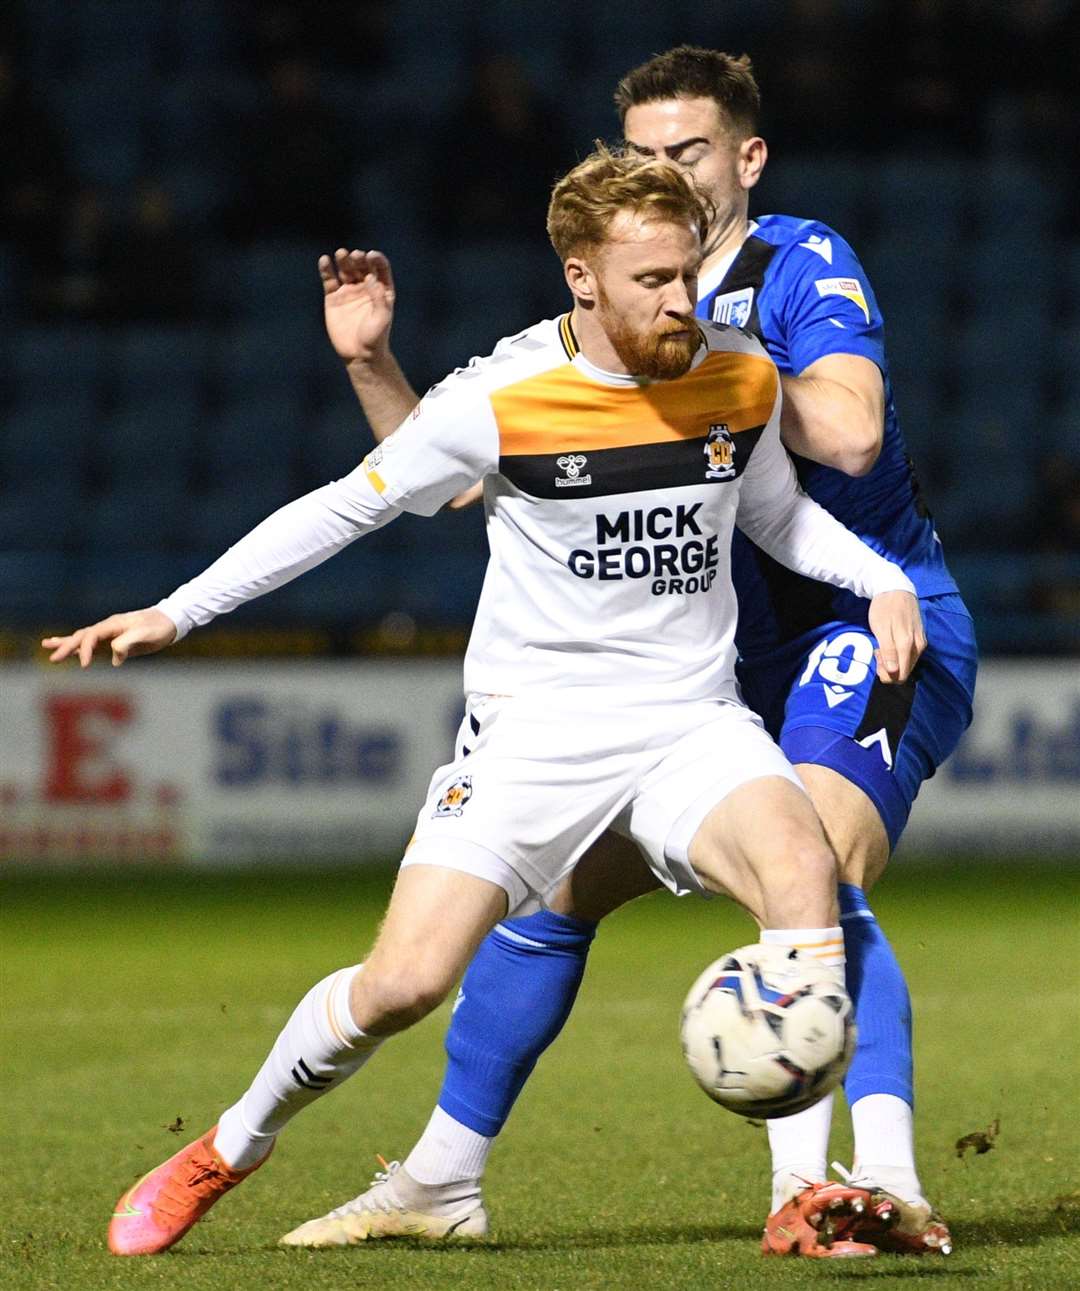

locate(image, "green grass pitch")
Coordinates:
3 860 1078 1290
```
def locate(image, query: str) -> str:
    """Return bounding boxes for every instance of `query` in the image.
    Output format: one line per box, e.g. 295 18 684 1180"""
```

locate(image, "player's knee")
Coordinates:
354 961 453 1033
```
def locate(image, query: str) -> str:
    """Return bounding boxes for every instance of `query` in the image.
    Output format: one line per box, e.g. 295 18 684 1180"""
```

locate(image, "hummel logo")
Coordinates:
555 454 591 488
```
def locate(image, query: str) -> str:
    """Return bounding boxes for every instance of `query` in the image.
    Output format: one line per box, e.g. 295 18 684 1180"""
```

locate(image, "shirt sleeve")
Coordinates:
778 225 887 376
735 383 914 601
157 384 499 639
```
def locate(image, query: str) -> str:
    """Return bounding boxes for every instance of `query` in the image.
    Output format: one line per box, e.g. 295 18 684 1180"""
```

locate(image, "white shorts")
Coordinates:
401 694 804 914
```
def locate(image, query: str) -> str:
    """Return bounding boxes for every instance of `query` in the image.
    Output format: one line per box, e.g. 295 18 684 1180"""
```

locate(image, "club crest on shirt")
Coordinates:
433 775 473 817
704 424 736 481
709 286 754 329
555 454 592 488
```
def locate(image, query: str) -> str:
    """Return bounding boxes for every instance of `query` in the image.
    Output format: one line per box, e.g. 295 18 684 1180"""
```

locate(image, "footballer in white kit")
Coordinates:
157 313 912 910
44 146 925 1258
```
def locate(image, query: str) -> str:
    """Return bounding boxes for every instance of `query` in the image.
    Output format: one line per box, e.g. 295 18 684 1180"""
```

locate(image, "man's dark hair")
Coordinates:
613 46 761 136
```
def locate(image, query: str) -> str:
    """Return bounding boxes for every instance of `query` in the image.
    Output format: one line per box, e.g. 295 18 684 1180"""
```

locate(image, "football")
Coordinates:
680 942 855 1119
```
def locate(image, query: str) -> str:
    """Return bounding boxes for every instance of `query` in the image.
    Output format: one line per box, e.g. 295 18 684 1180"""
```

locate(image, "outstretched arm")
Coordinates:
43 376 500 664
321 249 483 511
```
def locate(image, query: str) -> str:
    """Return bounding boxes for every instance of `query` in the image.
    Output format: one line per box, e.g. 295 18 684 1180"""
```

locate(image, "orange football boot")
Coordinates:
108 1125 271 1255
762 1180 879 1258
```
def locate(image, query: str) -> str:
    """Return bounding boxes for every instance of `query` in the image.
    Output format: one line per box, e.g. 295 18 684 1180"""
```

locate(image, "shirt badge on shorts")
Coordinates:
433 775 473 817
704 424 736 481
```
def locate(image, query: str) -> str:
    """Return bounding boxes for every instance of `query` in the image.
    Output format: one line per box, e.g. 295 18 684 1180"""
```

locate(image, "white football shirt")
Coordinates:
158 316 913 705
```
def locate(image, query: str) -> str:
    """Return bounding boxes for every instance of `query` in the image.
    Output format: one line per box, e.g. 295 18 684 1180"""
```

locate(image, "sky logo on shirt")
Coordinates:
814 277 870 323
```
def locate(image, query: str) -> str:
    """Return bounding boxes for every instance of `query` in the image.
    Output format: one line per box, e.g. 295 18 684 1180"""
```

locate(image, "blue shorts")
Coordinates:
736 593 978 851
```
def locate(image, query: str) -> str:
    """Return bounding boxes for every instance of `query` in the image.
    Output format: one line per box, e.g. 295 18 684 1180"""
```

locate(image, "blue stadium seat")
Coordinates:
73 551 198 613
1 398 96 489
200 397 304 482
890 377 945 461
182 480 296 553
148 77 225 166
300 404 373 486
70 1 160 74
0 551 70 623
938 407 1038 535
965 236 1055 299
220 242 325 319
579 3 681 84
387 2 473 114
14 328 107 402
954 315 1049 397
273 541 406 625
160 1 233 71
81 482 186 551
873 156 971 238
0 243 22 321
97 396 200 487
757 158 867 240
215 319 319 397
0 482 83 553
53 76 146 188
974 163 1060 236
475 0 584 93
113 327 212 397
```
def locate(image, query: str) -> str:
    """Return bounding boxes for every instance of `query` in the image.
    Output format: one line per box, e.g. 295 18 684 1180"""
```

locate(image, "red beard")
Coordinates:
600 309 699 380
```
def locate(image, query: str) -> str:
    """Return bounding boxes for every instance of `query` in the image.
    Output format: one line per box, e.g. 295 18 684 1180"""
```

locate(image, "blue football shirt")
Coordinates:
697 214 958 660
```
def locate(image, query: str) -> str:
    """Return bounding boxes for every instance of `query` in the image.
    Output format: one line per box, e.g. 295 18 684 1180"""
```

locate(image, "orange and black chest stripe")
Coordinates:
491 331 778 500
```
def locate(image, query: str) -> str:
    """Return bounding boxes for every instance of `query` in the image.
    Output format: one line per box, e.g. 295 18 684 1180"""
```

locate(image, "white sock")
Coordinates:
214 964 382 1170
760 925 846 985
404 1105 493 1188
766 1093 834 1211
851 1093 922 1202
760 927 845 1211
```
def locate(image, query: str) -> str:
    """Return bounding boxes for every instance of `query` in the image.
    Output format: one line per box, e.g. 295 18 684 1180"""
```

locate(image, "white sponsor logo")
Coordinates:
858 728 894 768
709 287 754 328
555 454 592 488
799 234 834 264
814 277 870 323
824 683 854 707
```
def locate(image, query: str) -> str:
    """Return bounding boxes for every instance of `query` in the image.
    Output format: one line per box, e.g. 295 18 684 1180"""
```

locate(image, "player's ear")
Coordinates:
738 136 767 192
564 256 598 309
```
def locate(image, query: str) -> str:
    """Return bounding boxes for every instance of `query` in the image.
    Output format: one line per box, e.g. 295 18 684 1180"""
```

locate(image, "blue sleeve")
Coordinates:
776 226 886 375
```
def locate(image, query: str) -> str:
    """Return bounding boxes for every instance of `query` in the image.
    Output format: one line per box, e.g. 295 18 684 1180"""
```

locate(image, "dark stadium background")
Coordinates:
3 8 1079 1287
2 0 1078 656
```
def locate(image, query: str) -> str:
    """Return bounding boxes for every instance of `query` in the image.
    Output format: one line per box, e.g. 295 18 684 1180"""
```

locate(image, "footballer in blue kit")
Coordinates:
700 212 976 854
287 48 974 1259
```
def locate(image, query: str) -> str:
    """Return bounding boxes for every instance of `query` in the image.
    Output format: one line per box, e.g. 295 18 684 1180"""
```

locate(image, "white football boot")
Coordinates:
280 1158 489 1247
833 1161 953 1255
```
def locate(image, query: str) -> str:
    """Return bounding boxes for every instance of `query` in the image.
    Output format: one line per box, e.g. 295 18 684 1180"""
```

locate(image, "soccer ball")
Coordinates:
680 943 855 1119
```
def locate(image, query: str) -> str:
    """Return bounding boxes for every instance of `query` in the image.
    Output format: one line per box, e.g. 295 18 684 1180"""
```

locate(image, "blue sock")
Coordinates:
839 883 914 1107
437 910 596 1137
